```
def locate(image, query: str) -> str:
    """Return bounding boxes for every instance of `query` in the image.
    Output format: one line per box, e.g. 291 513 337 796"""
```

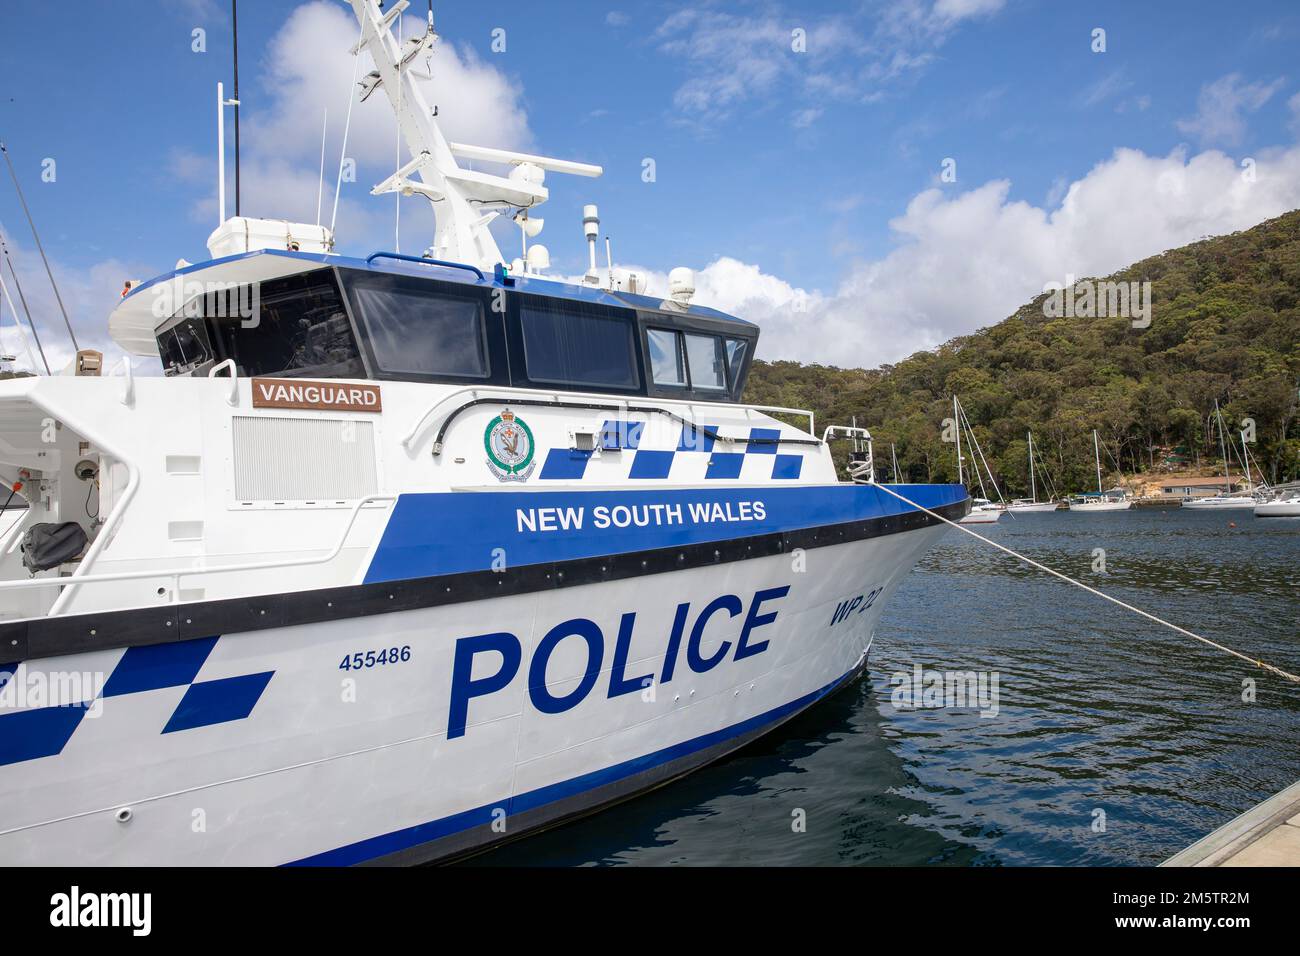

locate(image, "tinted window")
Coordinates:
647 328 685 386
208 273 364 379
725 338 748 383
521 300 639 389
684 333 726 391
352 284 487 377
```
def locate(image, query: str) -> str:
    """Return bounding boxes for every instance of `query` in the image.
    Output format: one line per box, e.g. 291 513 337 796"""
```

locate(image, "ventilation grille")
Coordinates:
232 416 377 502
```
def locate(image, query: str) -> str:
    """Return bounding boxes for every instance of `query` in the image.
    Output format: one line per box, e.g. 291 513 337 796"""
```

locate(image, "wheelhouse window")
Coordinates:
205 272 365 379
520 298 639 389
643 325 753 398
725 338 748 381
683 332 727 392
647 327 686 386
348 279 488 378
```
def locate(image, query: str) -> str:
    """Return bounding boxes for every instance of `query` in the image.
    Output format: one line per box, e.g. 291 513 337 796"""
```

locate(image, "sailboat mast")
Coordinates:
1093 429 1102 494
1028 430 1037 502
1240 429 1253 491
1214 400 1229 485
891 443 900 484
954 396 963 485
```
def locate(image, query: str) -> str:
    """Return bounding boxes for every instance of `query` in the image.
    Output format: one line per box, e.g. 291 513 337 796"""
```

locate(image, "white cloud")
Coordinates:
0 227 146 374
932 0 1005 25
791 107 823 128
1175 73 1286 146
653 0 999 125
597 144 1300 367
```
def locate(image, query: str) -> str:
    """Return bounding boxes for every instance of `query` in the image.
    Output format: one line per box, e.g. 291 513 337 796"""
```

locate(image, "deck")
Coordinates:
1164 778 1300 866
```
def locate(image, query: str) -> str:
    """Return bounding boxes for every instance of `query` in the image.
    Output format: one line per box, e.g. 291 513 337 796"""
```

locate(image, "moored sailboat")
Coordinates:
1006 431 1059 513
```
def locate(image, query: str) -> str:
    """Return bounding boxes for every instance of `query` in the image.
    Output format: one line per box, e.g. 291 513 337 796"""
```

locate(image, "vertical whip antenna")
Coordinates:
316 109 328 227
332 20 367 236
231 0 241 217
0 142 78 352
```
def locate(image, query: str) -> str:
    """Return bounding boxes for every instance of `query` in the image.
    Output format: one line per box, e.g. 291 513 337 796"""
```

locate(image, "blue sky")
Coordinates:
2 0 1299 368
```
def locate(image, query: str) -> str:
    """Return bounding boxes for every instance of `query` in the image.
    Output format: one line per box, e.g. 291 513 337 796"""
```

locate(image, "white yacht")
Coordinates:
1006 431 1059 512
0 0 968 866
1183 401 1263 510
1255 489 1300 518
1068 431 1132 512
950 397 1004 525
960 498 1003 524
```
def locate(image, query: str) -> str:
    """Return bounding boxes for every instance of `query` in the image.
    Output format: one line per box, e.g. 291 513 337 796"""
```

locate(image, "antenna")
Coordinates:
231 0 242 217
0 141 78 352
331 18 366 237
583 205 600 283
316 109 327 226
605 235 613 286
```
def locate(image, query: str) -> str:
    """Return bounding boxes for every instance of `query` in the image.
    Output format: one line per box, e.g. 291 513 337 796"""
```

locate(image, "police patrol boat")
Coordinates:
0 0 967 865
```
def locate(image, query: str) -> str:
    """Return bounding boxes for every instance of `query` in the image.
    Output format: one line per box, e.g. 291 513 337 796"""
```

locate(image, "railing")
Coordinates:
208 358 239 406
822 425 875 484
2 496 395 613
366 251 486 282
399 384 817 454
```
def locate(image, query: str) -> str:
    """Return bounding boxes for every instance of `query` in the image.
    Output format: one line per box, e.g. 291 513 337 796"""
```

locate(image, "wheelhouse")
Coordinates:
136 251 758 403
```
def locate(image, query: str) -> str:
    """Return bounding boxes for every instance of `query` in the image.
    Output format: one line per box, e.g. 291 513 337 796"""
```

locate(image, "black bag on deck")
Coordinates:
21 522 88 573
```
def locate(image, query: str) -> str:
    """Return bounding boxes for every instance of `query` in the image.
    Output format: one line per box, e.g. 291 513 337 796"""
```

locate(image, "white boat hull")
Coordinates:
958 509 1002 524
0 486 960 865
1068 500 1132 512
1255 500 1300 517
1005 502 1058 513
1182 496 1258 510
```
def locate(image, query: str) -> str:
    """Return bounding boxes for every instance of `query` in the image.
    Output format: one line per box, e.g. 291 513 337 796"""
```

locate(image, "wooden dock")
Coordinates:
1164 779 1300 866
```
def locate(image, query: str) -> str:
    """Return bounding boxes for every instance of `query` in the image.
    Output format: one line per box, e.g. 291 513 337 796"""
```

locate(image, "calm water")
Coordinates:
468 508 1300 866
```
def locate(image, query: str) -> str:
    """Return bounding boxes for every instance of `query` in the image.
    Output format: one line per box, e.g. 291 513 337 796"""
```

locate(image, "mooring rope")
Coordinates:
872 483 1300 685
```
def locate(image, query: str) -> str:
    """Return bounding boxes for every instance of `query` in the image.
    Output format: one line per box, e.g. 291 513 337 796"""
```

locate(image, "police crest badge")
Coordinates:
484 408 536 482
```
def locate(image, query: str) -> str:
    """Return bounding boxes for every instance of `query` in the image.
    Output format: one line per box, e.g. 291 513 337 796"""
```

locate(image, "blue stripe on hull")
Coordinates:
286 661 863 866
364 483 964 583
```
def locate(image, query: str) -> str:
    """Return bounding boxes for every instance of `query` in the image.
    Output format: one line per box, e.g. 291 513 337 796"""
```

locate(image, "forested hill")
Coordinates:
745 209 1300 494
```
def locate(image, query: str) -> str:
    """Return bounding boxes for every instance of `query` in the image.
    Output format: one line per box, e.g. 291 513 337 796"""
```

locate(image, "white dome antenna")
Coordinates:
668 267 695 307
526 244 551 273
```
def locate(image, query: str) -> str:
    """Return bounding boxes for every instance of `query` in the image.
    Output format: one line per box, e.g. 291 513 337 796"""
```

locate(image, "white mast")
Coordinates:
954 396 963 485
1213 400 1230 486
346 0 602 271
1093 429 1103 494
1028 430 1037 503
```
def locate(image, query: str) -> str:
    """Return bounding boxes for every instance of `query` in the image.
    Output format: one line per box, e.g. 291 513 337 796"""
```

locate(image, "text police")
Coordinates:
448 586 789 737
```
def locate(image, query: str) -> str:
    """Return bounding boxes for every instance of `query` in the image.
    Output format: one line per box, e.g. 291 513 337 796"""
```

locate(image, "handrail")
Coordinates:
111 355 134 407
366 251 486 282
45 401 141 616
208 358 238 406
400 384 816 453
2 496 396 610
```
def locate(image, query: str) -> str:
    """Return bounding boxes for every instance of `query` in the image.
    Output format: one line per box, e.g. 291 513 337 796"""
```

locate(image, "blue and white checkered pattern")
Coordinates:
539 421 804 482
0 636 273 768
